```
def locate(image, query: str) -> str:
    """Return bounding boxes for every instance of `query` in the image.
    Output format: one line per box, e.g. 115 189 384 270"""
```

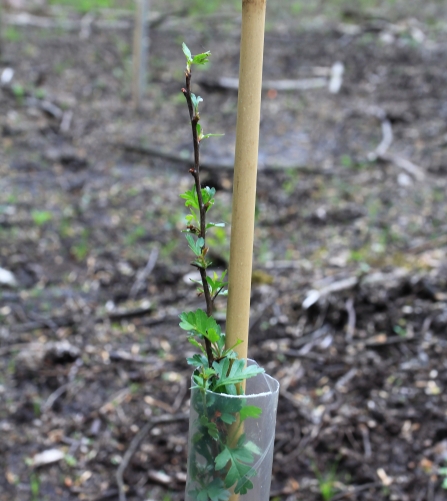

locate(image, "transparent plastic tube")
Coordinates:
185 360 280 501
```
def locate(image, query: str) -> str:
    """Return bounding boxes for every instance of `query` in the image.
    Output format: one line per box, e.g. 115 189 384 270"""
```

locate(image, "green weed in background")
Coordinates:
30 473 40 501
4 26 23 42
48 0 120 12
439 466 447 489
11 84 26 105
31 210 53 226
44 0 442 24
71 228 90 261
124 225 146 246
313 462 339 501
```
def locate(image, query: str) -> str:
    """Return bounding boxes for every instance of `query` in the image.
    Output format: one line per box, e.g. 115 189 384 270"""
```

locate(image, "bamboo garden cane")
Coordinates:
225 2 267 500
226 0 266 360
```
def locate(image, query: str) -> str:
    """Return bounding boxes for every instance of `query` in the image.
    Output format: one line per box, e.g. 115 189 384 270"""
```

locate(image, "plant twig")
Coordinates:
359 423 372 459
366 106 425 180
116 413 188 501
345 296 356 342
181 60 214 366
129 245 159 299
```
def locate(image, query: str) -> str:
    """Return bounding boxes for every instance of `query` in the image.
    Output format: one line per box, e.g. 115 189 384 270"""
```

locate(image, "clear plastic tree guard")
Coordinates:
185 360 280 501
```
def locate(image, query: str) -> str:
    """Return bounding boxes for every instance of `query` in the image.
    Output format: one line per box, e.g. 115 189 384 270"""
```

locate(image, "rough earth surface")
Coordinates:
1 2 447 501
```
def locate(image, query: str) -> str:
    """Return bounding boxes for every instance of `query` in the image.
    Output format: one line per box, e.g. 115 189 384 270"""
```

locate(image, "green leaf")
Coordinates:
192 257 211 269
196 490 208 501
199 415 219 440
192 374 206 389
180 187 199 209
191 93 203 114
206 222 225 230
186 353 208 368
188 209 200 228
190 479 230 501
195 309 212 336
182 42 192 63
202 133 224 140
207 479 230 501
212 395 243 419
221 340 243 359
202 186 216 205
205 270 228 299
215 447 231 472
239 405 262 422
192 51 211 66
203 366 217 380
188 336 206 354
206 328 220 343
235 475 255 495
31 210 53 226
215 436 259 491
219 411 236 425
185 233 204 256
212 359 264 392
179 311 197 331
241 439 261 456
180 309 222 345
196 122 202 137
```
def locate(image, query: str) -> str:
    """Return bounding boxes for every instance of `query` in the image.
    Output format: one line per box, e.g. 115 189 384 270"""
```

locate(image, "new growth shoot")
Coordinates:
179 44 264 500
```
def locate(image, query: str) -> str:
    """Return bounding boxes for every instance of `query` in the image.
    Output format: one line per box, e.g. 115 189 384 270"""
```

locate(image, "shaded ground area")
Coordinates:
1 3 447 501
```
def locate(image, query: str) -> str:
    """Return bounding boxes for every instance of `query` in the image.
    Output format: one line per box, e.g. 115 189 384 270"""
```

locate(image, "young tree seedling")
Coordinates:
179 43 264 501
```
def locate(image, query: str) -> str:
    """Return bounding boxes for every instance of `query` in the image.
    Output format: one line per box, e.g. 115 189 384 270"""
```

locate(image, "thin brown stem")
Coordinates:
182 67 214 367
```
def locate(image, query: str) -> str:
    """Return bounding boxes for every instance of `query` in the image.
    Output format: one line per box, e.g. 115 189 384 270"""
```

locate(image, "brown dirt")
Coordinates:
1 3 447 501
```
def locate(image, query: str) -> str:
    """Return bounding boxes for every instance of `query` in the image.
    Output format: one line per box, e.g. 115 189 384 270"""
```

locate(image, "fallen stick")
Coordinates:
381 152 425 181
129 246 159 299
4 9 185 32
303 268 409 309
10 316 75 333
26 96 63 120
366 106 425 181
117 141 332 175
201 75 327 91
367 107 393 160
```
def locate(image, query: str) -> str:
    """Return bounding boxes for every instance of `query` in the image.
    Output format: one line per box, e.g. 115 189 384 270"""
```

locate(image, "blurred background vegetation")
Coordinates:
43 0 446 24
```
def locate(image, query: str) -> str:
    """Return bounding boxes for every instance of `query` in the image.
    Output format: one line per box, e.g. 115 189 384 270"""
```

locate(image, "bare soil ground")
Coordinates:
1 3 447 501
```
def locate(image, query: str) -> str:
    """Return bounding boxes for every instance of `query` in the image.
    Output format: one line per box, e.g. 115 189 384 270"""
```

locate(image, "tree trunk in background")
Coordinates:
0 0 3 59
132 0 149 110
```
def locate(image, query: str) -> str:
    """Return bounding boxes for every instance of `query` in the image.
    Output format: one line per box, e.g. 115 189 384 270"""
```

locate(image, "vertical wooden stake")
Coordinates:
226 0 267 362
132 0 149 110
